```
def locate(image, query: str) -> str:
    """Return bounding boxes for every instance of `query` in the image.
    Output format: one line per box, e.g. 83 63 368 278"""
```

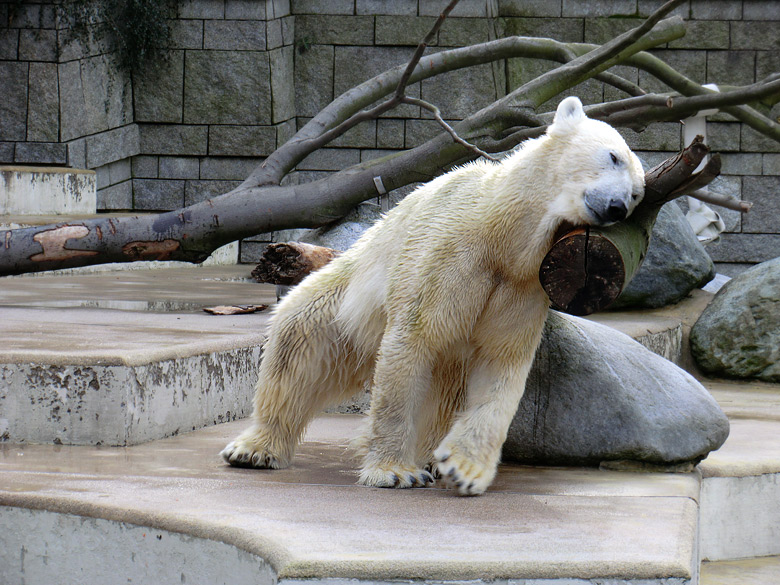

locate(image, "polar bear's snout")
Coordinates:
583 186 633 225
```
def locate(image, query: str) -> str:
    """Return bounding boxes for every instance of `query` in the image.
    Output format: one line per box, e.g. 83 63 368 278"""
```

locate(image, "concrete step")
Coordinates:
0 415 704 584
697 381 780 562
0 166 96 215
0 266 275 445
1 385 779 585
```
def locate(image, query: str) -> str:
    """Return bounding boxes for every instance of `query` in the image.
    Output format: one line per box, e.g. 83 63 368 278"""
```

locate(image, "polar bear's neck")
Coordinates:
479 138 566 281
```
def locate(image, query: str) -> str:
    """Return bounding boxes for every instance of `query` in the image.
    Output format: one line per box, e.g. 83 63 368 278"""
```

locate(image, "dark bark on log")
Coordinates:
539 136 720 316
251 242 339 286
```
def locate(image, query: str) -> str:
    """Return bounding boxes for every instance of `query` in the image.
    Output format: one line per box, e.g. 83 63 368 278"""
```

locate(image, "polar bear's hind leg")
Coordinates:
222 275 375 469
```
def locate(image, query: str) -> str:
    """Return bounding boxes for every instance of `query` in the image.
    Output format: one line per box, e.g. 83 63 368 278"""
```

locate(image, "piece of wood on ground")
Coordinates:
251 242 339 285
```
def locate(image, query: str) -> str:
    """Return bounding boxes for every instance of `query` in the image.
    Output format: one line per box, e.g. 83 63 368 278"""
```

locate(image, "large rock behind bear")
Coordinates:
611 202 714 309
503 311 729 466
690 257 780 382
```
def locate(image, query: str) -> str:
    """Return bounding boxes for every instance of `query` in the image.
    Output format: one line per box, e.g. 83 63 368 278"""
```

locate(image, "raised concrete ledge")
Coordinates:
699 383 780 561
0 416 700 585
0 267 276 444
697 383 780 561
0 166 96 215
0 307 269 445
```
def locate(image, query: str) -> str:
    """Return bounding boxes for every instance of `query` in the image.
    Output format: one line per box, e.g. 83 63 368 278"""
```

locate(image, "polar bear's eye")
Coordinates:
610 152 619 165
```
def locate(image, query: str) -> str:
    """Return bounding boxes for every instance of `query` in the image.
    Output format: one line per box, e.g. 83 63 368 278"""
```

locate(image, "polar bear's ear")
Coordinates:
549 96 585 137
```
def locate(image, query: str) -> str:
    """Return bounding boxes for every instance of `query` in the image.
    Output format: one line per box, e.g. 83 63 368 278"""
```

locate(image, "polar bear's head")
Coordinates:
545 96 645 227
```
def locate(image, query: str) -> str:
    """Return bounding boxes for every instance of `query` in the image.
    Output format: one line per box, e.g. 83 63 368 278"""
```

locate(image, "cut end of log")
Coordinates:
252 242 339 286
539 227 626 316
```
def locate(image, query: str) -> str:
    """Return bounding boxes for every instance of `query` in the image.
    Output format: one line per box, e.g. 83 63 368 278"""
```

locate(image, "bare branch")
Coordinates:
580 78 780 132
403 97 498 161
686 189 753 213
246 17 685 189
599 49 780 141
500 1 687 108
722 104 780 143
393 0 459 99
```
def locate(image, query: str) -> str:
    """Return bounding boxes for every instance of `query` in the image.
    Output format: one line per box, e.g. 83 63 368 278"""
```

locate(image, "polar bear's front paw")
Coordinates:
220 439 286 469
358 463 435 489
433 443 496 496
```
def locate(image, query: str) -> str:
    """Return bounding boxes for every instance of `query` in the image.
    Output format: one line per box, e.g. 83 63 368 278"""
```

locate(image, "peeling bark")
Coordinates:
30 225 99 263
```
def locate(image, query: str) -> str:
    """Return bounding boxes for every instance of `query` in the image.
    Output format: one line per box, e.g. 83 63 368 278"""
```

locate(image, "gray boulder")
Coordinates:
503 311 729 466
612 202 714 309
690 257 780 382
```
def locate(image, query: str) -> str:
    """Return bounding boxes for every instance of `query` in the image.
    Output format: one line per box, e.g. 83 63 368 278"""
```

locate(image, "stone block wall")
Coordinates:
0 0 778 274
0 1 138 201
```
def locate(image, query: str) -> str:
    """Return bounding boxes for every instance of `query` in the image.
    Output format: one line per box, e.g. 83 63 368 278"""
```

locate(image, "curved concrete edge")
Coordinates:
0 493 698 584
0 415 701 584
0 493 293 573
0 335 269 368
2 504 695 585
280 579 691 585
0 506 279 585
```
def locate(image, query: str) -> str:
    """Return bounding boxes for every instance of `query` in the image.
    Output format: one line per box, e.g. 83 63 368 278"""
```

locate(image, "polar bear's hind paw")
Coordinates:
220 440 286 469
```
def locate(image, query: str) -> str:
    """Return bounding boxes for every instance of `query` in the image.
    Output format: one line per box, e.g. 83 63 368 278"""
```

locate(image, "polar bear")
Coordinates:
222 97 645 495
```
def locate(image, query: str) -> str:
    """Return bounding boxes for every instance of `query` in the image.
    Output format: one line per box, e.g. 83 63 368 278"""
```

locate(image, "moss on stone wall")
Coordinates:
59 0 175 73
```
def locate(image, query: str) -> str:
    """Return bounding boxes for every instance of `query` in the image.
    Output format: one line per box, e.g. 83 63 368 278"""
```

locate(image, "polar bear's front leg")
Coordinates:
433 360 532 495
358 329 436 489
434 282 548 496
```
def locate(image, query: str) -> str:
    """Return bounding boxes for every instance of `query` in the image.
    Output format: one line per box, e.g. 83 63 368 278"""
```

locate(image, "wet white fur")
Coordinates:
221 97 645 495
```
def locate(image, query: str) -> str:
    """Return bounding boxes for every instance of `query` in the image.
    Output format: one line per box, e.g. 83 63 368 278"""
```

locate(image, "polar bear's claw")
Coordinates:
434 444 494 496
358 464 435 489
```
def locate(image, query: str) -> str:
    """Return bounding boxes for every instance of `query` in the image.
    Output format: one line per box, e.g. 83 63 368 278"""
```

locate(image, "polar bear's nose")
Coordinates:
605 198 628 222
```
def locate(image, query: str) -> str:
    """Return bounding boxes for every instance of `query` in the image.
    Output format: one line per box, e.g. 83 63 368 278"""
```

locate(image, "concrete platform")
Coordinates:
0 265 690 445
0 415 702 584
1 265 779 584
2 386 780 585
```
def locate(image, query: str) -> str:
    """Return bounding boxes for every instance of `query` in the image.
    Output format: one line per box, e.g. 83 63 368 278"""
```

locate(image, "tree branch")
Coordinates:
581 78 780 131
499 1 686 109
402 97 498 161
245 16 685 189
393 0 459 99
686 189 753 213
